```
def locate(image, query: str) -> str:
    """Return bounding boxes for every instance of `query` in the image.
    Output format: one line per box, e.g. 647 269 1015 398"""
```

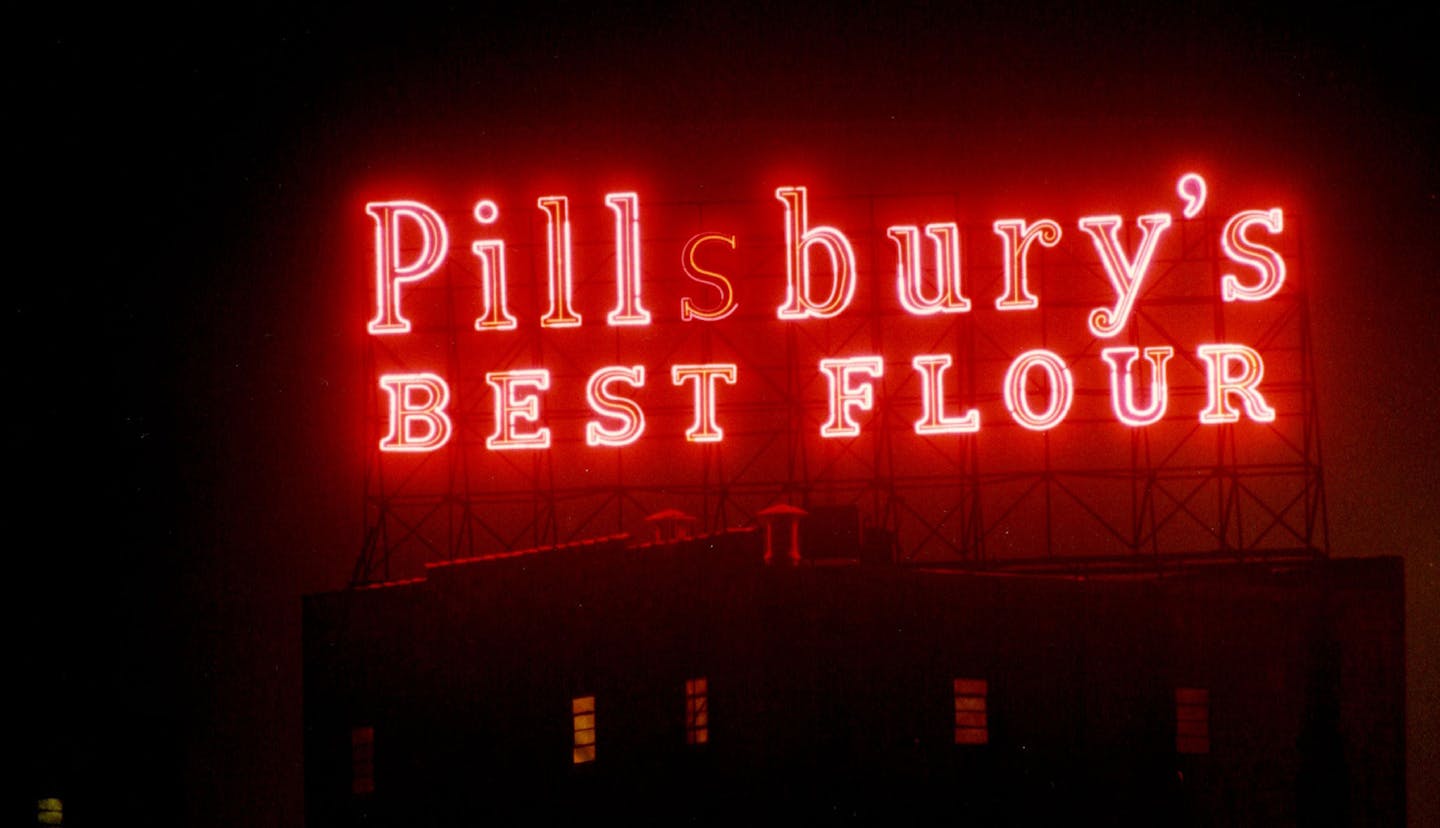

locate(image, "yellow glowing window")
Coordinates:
685 677 709 745
572 695 596 764
1176 687 1210 754
953 678 988 745
37 798 63 826
351 725 375 795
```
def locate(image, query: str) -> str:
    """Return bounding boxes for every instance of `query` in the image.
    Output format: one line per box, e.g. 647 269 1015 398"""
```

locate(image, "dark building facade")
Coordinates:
304 530 1403 825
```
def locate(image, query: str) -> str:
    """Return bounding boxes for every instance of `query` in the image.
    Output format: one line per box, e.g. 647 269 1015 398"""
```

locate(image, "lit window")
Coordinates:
37 798 63 826
953 678 988 745
572 695 596 764
1176 687 1210 754
685 677 709 745
351 725 375 795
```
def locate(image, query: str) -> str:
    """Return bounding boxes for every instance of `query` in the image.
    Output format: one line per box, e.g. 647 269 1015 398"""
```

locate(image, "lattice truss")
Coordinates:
357 184 1325 581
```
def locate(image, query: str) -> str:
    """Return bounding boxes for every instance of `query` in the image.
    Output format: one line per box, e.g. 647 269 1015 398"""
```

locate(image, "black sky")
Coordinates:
14 3 1437 825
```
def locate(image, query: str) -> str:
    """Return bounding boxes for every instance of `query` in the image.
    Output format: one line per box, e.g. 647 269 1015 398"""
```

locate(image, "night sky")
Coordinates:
16 3 1436 825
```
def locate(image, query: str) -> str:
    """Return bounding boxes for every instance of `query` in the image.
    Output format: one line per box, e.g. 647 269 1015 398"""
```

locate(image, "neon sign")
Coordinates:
365 173 1292 455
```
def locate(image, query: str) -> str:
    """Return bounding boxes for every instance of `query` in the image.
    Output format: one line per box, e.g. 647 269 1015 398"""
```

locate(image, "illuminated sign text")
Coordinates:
366 173 1290 453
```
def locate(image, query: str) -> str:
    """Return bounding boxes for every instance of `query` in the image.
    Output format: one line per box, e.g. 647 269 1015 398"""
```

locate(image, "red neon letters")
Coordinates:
775 186 857 320
680 233 738 322
537 196 581 328
370 186 1284 333
1003 350 1075 431
889 223 970 316
367 201 449 334
1079 213 1173 338
471 200 518 331
486 370 552 450
993 219 1062 311
1198 344 1277 424
1101 346 1174 427
379 373 453 451
586 366 646 447
819 357 884 438
912 355 980 435
369 177 1291 452
378 345 1275 450
1221 208 1286 302
605 193 651 325
672 364 738 442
